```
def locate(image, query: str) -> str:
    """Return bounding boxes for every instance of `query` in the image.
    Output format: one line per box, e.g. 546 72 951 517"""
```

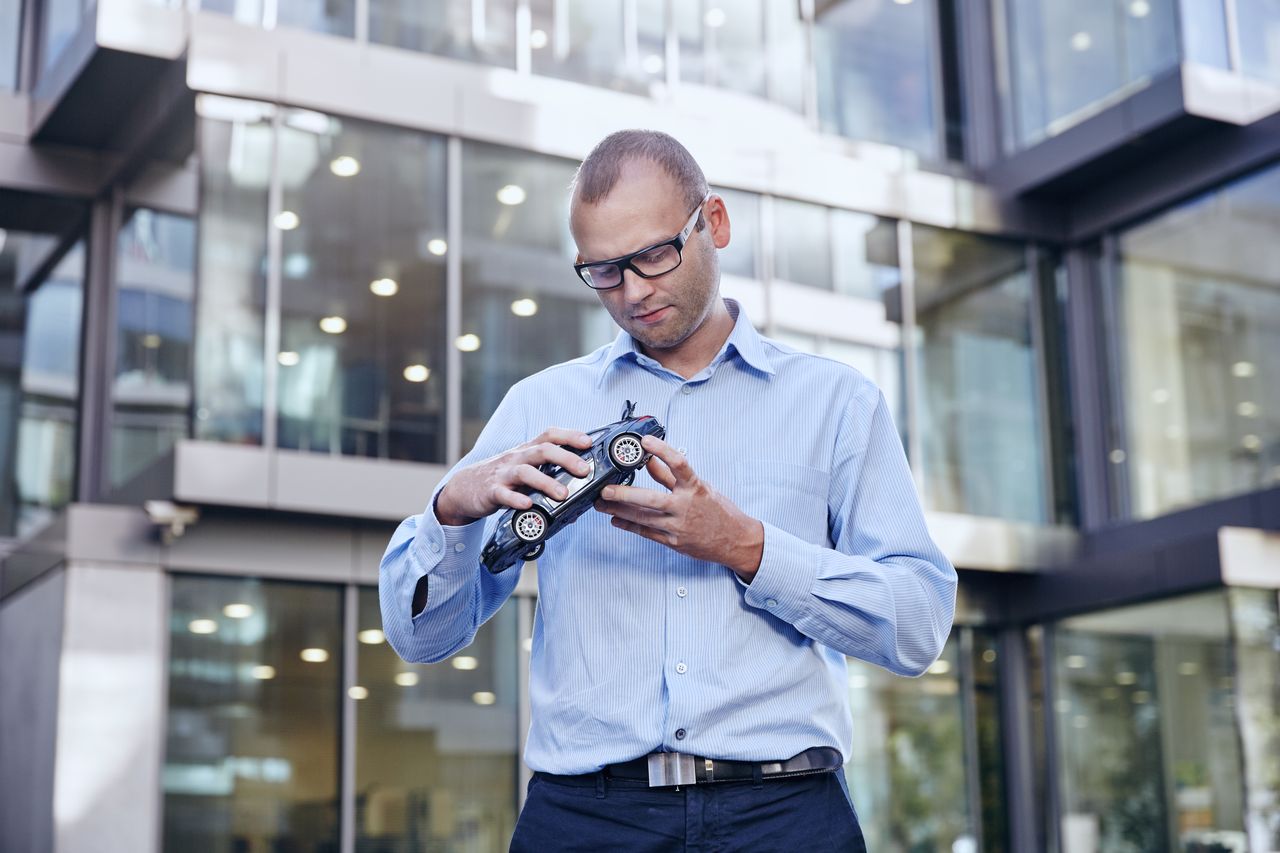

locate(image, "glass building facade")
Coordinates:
1 1 1279 852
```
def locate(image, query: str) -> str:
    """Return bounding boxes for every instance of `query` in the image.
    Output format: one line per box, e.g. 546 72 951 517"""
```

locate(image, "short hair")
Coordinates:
571 130 709 212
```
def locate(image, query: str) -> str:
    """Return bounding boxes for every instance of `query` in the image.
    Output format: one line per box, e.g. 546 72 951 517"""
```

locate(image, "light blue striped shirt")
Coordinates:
380 299 957 775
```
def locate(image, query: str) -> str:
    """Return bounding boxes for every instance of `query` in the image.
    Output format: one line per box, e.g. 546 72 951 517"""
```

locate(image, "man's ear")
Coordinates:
706 194 731 250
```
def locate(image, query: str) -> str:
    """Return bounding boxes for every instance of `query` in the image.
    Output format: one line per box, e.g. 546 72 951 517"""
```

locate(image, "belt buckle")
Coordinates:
646 752 697 788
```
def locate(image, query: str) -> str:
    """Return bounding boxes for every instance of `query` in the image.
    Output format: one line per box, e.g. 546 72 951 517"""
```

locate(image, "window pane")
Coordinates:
815 0 940 158
1112 164 1280 519
277 0 355 37
40 0 88 76
530 0 662 92
772 198 832 290
0 238 84 538
460 143 614 451
1003 0 1179 150
1228 587 1280 847
912 226 1047 522
714 187 759 280
370 0 516 68
195 101 272 446
163 575 342 852
355 590 519 850
845 637 975 852
766 0 807 113
112 209 196 492
1053 592 1246 852
200 0 266 26
706 0 766 98
1238 0 1280 83
832 210 898 300
277 111 448 462
0 0 19 91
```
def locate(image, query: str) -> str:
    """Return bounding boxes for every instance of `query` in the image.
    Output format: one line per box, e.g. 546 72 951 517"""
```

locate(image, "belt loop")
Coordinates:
595 770 607 799
751 763 763 790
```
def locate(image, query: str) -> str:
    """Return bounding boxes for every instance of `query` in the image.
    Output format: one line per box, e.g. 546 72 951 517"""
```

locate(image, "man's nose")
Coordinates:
621 268 653 303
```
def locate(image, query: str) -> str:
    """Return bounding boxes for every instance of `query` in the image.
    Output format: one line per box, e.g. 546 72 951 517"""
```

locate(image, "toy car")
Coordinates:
481 401 666 574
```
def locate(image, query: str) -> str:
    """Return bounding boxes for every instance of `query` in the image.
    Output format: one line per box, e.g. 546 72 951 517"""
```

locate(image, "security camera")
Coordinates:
144 500 199 544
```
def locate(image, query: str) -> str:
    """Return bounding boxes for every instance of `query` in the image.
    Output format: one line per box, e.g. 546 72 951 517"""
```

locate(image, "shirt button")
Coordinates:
454 542 465 553
675 662 688 674
766 598 778 608
675 728 687 740
677 447 687 455
681 385 692 395
676 586 687 598
430 540 441 553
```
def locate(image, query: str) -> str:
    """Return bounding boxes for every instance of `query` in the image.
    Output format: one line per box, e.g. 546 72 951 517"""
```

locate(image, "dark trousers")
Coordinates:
510 769 868 852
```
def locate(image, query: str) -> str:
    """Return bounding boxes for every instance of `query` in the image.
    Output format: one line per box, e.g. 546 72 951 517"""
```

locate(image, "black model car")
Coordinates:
481 401 666 574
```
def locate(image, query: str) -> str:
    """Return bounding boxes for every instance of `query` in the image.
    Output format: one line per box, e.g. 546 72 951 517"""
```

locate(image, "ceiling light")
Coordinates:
1071 31 1092 51
329 155 361 177
395 672 419 687
319 316 347 335
142 334 162 349
1129 0 1151 17
1242 434 1262 451
1237 401 1258 417
370 277 399 297
278 351 300 366
1232 361 1256 378
1150 388 1169 404
511 298 539 317
427 238 448 256
403 364 430 383
189 619 218 635
300 648 329 663
927 660 951 675
1054 699 1071 714
642 54 664 75
348 686 369 700
1115 671 1137 685
456 333 481 352
704 8 726 27
251 665 276 680
274 210 300 231
982 649 997 663
357 629 385 645
496 184 526 206
283 253 311 278
1108 449 1127 464
530 28 548 49
472 691 496 705
223 603 254 619
451 656 479 671
893 0 914 4
1178 661 1199 676
1066 655 1086 669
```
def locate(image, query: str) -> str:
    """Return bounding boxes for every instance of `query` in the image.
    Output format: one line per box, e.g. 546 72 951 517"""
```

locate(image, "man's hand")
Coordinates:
435 428 594 526
594 435 765 582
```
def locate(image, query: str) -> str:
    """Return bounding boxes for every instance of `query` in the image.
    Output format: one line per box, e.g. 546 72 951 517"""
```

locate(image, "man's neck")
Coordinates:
641 300 736 380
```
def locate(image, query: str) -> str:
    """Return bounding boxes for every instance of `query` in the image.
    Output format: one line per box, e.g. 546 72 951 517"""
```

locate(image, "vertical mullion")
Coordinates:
1042 626 1065 853
801 0 818 129
897 218 925 496
1097 234 1129 521
759 194 776 336
264 110 283 460
77 188 123 503
354 0 368 43
1223 0 1243 73
1026 244 1057 525
623 0 639 75
663 0 678 90
958 628 985 852
339 584 358 853
516 594 533 811
515 0 531 75
446 136 463 463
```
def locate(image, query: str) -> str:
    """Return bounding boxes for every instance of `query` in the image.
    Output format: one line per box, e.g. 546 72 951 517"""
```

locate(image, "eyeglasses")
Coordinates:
574 193 710 290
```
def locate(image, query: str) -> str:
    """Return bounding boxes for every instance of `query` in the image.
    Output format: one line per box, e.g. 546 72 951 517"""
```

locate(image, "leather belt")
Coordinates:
604 746 842 788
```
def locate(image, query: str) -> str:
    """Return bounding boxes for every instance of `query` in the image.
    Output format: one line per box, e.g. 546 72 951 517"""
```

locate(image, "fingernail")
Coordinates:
602 487 615 499
558 487 568 499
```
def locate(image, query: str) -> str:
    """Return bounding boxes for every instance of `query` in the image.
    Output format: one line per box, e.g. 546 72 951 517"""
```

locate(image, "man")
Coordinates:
379 130 956 851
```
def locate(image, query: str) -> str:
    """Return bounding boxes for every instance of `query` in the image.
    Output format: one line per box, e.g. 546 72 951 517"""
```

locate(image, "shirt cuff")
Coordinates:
412 490 489 575
741 521 820 624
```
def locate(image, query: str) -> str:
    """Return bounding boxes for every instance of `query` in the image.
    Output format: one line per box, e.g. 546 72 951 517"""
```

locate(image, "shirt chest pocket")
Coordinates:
730 460 830 546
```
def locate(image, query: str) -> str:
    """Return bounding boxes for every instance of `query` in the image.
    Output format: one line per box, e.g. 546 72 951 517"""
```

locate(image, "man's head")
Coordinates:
569 130 731 355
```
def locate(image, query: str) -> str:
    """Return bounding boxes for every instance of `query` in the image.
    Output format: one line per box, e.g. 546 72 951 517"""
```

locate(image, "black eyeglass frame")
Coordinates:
573 193 712 290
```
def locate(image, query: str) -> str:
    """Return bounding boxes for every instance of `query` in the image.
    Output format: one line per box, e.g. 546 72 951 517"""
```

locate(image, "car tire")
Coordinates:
620 471 635 487
608 432 645 470
511 507 550 544
522 542 544 561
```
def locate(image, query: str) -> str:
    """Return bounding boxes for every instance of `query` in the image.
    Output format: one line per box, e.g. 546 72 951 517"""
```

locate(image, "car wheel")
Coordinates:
620 471 635 487
512 507 550 543
608 432 645 470
522 542 545 561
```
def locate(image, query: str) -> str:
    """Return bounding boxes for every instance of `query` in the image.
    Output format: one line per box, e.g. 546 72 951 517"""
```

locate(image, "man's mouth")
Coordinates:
633 306 671 324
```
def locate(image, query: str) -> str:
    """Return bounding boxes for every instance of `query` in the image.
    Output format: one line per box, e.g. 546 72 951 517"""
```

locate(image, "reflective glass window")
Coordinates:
1053 592 1246 852
815 0 943 158
714 186 760 281
354 590 519 850
1238 0 1280 83
529 0 663 92
460 142 614 451
773 197 832 290
370 0 516 68
0 0 19 91
912 225 1047 522
163 575 343 852
1111 163 1280 519
276 110 448 462
194 98 272 446
111 209 196 492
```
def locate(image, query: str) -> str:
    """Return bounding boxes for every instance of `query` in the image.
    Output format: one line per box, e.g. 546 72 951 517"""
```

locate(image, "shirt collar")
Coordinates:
595 298 775 387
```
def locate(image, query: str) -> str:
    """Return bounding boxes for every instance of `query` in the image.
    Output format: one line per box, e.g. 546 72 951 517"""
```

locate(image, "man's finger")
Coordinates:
595 498 668 526
599 484 670 510
610 516 672 547
646 455 678 490
641 436 694 485
529 427 593 450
